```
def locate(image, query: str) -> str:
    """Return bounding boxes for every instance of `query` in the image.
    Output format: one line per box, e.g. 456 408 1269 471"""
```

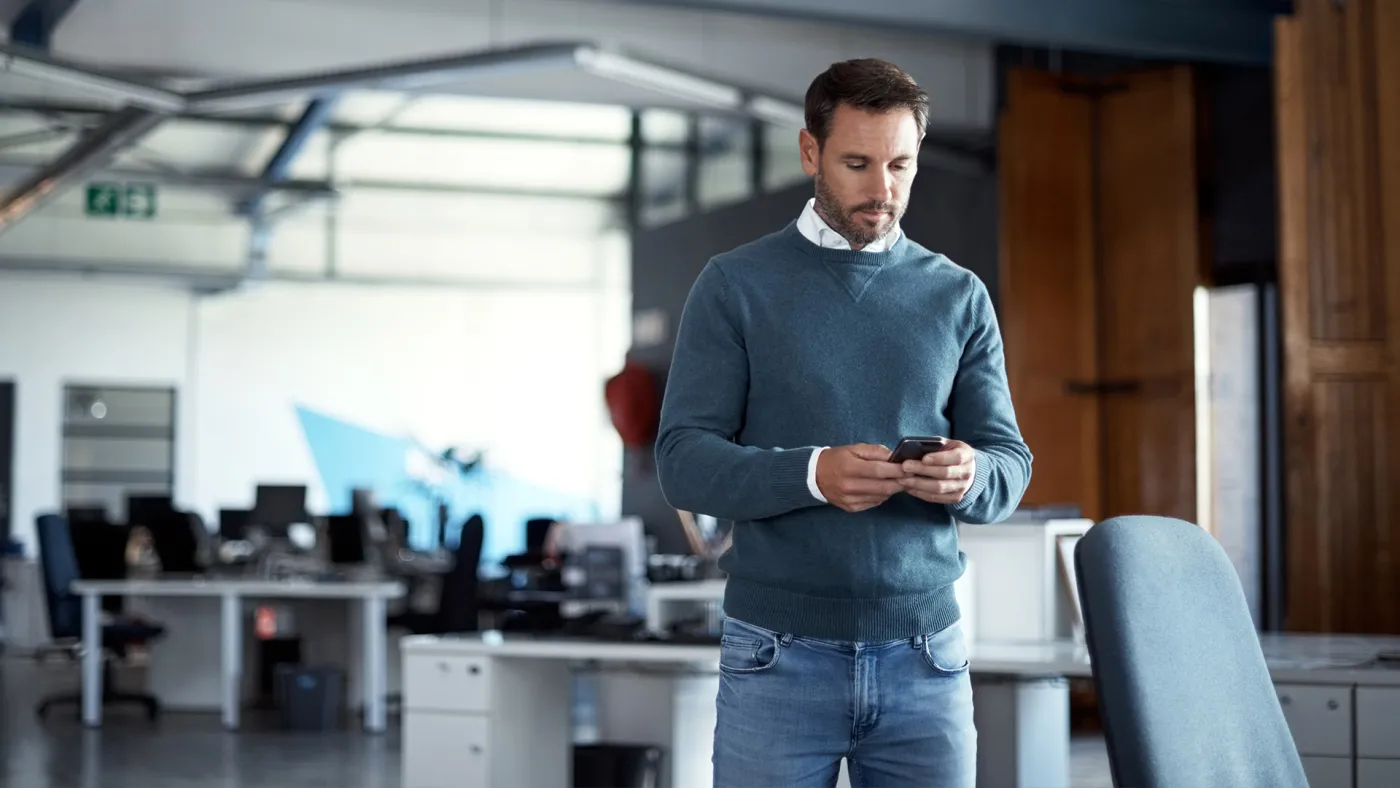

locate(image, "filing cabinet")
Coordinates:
402 650 571 788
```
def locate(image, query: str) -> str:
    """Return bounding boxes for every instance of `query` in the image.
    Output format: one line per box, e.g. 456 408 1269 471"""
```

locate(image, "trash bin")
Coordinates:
573 744 664 788
274 664 344 731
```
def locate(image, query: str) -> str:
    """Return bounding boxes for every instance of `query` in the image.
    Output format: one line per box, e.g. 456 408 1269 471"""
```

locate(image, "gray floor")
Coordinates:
0 655 1111 787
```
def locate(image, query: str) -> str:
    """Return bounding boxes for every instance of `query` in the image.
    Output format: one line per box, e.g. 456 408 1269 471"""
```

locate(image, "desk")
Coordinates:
72 578 404 732
401 632 1400 788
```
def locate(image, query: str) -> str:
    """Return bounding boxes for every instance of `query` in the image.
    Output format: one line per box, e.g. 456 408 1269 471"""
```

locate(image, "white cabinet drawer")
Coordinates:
404 653 493 713
1357 688 1400 758
1357 758 1400 788
1301 756 1352 788
1276 683 1353 757
403 711 489 788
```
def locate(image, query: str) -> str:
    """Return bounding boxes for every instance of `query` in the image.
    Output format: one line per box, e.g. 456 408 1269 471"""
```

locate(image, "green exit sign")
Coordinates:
85 183 157 219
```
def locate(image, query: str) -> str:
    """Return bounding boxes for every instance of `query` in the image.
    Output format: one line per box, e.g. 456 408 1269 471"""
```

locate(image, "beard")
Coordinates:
813 170 904 248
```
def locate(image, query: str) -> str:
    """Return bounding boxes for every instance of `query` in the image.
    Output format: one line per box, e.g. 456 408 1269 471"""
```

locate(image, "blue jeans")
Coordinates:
713 616 976 788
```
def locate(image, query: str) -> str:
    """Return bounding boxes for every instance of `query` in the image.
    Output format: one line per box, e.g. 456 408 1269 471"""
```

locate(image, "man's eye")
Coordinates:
846 163 866 170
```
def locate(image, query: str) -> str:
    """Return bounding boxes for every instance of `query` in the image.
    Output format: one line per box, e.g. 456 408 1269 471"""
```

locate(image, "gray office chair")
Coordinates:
1074 515 1306 788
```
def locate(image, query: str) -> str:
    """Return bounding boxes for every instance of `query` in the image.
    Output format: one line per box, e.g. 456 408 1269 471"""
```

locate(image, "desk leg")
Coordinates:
972 675 1070 788
220 593 241 730
362 596 387 733
81 593 102 727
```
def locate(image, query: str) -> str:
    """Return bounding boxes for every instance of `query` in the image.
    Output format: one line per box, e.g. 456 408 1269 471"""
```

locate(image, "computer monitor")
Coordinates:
326 514 367 565
146 510 202 574
219 508 252 541
251 485 308 529
126 494 174 526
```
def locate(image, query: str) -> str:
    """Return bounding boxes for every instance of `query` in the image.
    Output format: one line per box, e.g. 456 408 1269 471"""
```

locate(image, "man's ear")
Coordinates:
798 129 820 177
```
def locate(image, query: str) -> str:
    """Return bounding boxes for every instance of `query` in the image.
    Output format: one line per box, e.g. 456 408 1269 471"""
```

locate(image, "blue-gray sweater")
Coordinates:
655 221 1032 642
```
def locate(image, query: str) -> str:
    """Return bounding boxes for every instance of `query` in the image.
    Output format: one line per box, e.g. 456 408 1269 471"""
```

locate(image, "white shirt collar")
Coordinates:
796 198 901 252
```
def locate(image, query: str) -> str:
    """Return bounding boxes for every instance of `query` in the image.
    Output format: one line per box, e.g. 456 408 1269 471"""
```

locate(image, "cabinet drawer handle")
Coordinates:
437 662 450 673
1327 699 1339 710
470 744 483 755
468 665 481 675
1280 695 1291 705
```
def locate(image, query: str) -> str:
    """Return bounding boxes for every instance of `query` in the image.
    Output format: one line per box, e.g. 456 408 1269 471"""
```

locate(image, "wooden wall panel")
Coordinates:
999 69 1102 520
1278 0 1400 633
1098 67 1203 523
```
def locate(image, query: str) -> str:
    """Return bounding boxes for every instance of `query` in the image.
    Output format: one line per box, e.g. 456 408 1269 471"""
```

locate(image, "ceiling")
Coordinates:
598 0 1289 64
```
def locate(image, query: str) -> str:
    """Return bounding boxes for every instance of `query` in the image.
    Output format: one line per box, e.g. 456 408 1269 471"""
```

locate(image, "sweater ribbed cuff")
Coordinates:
948 450 992 514
771 448 820 511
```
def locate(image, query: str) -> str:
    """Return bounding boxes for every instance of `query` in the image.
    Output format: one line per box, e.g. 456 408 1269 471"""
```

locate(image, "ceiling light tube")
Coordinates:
575 48 742 109
745 95 806 128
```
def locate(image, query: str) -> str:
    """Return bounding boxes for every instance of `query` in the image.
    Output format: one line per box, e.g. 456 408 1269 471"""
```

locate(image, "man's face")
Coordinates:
800 104 920 249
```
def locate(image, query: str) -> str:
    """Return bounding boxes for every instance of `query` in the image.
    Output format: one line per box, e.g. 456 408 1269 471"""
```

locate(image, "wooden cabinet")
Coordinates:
1276 0 1400 634
999 66 1204 525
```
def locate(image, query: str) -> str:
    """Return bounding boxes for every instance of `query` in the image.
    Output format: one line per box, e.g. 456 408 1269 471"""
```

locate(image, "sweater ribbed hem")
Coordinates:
723 574 963 642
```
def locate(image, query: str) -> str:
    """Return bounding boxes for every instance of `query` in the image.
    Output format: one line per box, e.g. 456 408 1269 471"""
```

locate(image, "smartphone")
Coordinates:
888 436 948 463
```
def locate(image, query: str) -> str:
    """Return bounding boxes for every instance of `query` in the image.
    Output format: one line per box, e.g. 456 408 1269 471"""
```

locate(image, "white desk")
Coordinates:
401 631 1400 788
72 578 404 732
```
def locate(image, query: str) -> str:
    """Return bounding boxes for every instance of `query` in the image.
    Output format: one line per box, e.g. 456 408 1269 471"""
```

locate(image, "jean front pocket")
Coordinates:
719 620 782 674
920 620 970 676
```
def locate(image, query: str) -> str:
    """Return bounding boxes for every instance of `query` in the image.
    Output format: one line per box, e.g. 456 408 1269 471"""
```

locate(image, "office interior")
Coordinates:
0 0 1394 786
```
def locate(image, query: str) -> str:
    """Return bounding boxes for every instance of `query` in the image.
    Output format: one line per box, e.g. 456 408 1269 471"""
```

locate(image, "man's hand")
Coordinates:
897 440 978 505
816 444 907 513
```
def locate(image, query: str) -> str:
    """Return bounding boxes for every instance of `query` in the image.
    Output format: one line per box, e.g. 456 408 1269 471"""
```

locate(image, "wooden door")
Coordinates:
999 69 1102 521
1276 0 1400 633
1000 66 1204 525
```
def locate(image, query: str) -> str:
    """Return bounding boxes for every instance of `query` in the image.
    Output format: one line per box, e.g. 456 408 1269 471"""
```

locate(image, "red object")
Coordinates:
605 360 661 447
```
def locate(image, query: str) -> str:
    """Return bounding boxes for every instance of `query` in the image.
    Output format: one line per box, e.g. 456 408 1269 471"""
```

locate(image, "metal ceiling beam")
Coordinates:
0 107 164 232
183 42 589 113
0 42 185 112
599 0 1280 64
238 95 339 217
10 0 82 49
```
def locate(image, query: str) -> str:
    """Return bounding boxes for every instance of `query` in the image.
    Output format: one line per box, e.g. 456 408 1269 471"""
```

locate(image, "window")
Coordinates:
61 385 176 521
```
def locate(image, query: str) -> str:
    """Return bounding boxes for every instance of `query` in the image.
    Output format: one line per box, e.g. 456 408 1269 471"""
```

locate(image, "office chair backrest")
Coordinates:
525 518 556 553
35 514 83 641
1075 516 1306 788
438 514 484 633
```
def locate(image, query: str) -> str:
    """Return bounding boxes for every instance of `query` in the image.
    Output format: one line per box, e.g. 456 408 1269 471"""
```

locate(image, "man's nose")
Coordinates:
868 170 894 203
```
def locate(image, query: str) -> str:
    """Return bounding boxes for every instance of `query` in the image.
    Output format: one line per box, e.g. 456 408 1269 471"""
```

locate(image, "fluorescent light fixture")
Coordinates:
745 95 806 128
575 47 742 109
185 43 586 113
0 49 185 113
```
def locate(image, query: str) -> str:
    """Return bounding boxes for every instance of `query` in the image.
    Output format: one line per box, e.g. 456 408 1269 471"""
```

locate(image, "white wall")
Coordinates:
0 232 629 552
0 276 197 548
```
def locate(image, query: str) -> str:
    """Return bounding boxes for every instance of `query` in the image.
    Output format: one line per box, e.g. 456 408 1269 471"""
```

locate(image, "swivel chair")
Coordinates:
1074 516 1306 787
34 513 165 722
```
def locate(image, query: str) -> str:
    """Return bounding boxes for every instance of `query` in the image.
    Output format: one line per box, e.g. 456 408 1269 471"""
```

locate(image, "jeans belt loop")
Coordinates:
778 633 794 647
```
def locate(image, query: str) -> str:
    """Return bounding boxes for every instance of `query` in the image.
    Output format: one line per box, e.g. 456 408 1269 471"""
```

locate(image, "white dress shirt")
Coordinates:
796 198 902 502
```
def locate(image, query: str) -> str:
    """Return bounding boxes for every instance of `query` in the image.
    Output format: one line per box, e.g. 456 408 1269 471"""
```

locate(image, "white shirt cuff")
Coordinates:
807 446 829 503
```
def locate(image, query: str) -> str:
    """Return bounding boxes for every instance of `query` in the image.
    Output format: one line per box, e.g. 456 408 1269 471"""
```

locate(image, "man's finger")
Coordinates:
921 447 975 466
851 444 893 462
901 461 967 480
899 477 965 495
846 478 904 496
857 459 909 479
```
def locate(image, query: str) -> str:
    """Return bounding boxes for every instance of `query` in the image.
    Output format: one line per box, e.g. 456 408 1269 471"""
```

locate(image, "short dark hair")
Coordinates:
804 59 929 145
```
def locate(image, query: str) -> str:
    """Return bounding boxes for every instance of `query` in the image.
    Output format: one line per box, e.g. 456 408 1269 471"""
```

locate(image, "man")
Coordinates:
654 58 1032 787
